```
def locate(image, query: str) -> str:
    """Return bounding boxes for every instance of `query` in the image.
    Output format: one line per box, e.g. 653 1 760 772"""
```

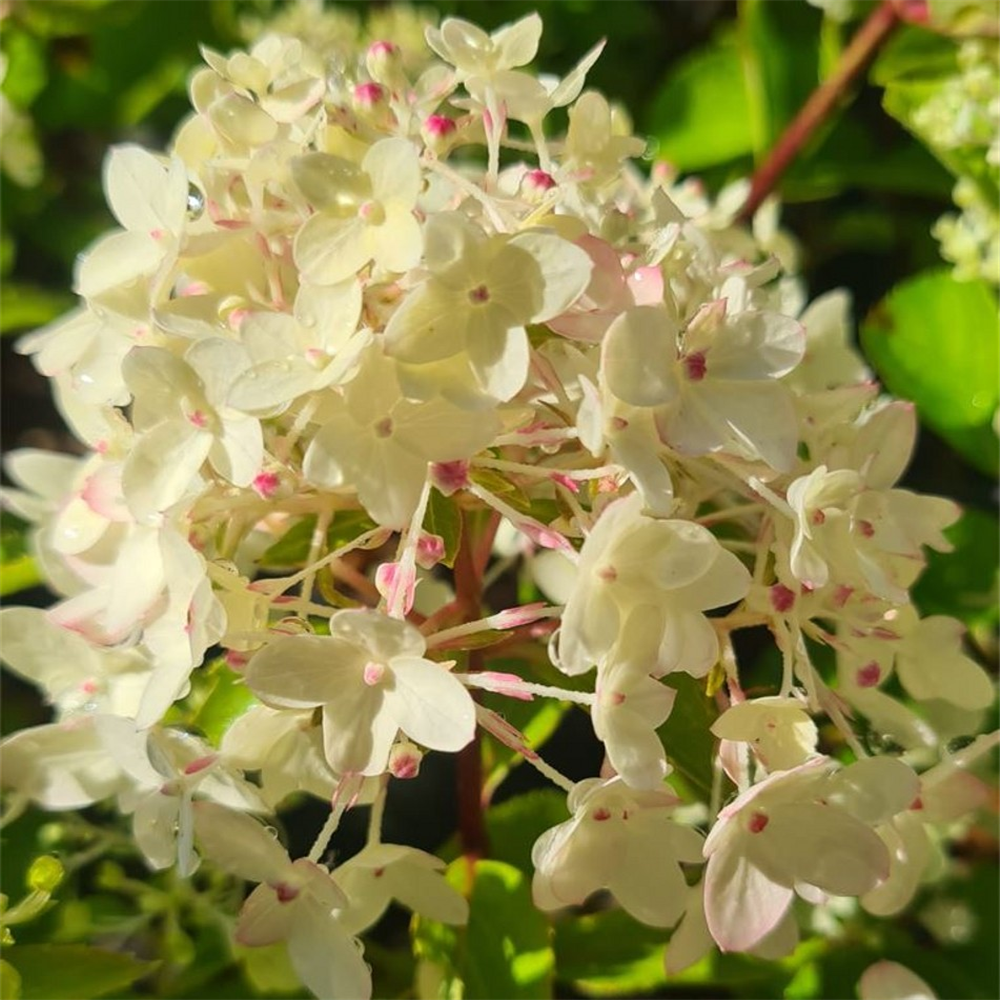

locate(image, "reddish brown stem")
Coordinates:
454 512 491 864
737 0 901 223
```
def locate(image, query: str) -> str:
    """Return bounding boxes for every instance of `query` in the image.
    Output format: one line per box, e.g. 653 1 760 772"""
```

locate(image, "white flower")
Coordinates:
558 493 750 677
711 696 818 773
334 843 468 934
858 961 937 1000
532 776 702 927
383 212 591 406
303 344 499 528
244 609 476 776
293 138 423 285
602 302 805 470
193 802 371 1000
702 757 918 952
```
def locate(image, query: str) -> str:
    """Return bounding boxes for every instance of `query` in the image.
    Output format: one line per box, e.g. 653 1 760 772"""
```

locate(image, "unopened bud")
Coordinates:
27 856 64 894
422 114 457 155
431 460 469 496
388 741 423 779
522 169 556 202
353 82 386 111
366 40 403 88
416 532 446 569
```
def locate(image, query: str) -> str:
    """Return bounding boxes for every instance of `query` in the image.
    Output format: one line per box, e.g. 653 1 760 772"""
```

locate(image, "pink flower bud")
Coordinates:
489 603 549 630
375 560 416 616
476 671 534 701
416 532 446 569
388 741 423 779
353 82 386 109
252 471 281 499
431 460 469 496
422 114 457 154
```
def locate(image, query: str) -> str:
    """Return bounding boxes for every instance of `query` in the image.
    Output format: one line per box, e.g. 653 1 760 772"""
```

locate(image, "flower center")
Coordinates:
468 284 491 304
359 200 386 225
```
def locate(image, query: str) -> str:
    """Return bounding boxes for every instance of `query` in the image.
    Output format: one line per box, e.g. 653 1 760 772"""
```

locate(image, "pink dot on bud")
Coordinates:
368 40 399 59
274 883 299 903
225 650 249 671
468 284 490 304
910 795 924 810
857 519 875 538
80 679 99 695
150 228 164 241
683 351 707 381
770 583 796 613
597 564 618 583
811 509 827 526
363 661 387 686
748 811 769 834
424 114 457 138
390 754 420 779
524 169 556 191
592 807 611 822
610 416 629 432
188 410 208 428
354 82 385 107
856 661 881 688
253 472 280 499
610 691 627 706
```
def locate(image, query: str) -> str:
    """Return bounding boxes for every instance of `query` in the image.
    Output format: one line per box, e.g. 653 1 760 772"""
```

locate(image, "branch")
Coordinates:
737 0 901 223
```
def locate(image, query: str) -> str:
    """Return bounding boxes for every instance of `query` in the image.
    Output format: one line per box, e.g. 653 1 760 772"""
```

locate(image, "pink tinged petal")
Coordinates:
858 961 937 1000
507 231 593 323
322 690 397 776
748 802 890 897
749 906 799 960
374 561 416 617
287 896 373 1000
236 883 296 946
603 307 680 407
384 657 476 753
704 837 794 952
105 527 167 635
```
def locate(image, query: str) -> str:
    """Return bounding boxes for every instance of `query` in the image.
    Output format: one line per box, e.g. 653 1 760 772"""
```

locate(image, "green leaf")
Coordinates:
860 269 999 475
257 510 377 568
484 789 570 874
0 31 47 109
553 909 667 998
913 509 999 630
871 25 958 86
0 556 42 598
424 488 463 568
413 859 554 1000
0 961 21 1000
739 0 822 156
646 33 755 172
658 673 719 800
4 944 155 1000
191 662 258 746
0 284 74 336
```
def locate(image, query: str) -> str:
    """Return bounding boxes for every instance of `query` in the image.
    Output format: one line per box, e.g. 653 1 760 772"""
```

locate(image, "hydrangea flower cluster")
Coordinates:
1 12 995 1000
